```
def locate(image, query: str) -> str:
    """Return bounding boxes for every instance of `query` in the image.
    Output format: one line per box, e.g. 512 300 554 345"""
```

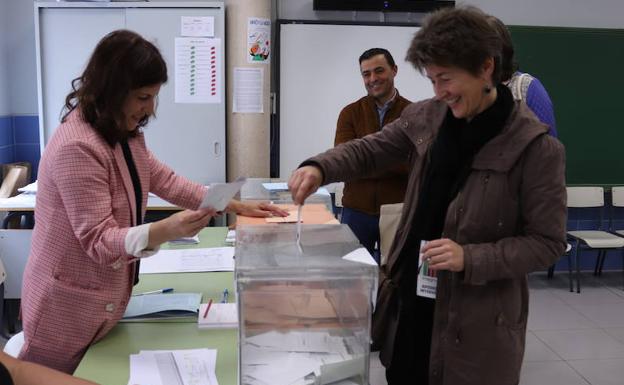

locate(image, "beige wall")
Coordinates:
225 0 272 180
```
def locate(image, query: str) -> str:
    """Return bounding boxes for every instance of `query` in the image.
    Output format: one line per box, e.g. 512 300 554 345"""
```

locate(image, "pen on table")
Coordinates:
132 288 174 296
203 298 213 319
221 289 229 303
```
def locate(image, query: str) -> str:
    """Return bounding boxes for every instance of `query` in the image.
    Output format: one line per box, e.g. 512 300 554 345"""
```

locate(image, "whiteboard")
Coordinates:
35 2 226 185
278 22 434 178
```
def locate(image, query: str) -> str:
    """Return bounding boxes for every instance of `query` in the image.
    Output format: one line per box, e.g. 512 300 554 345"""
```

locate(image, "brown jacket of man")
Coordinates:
335 91 411 215
306 98 567 385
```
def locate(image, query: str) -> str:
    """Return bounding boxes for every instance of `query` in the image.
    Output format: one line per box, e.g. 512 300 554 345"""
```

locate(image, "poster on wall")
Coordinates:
233 67 263 113
180 16 215 37
247 17 271 64
175 37 222 104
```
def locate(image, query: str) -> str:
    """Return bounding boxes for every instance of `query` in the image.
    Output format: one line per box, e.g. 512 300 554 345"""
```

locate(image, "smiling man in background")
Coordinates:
334 48 411 262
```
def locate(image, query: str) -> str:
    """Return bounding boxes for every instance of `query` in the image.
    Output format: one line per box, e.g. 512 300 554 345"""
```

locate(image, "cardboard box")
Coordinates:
2 162 31 183
0 164 30 198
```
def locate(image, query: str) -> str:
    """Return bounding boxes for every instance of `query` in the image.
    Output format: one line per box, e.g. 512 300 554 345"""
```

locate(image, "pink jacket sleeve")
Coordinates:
146 148 206 209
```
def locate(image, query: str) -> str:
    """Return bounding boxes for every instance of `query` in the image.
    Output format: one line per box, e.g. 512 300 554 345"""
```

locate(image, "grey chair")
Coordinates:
594 186 624 289
567 187 624 293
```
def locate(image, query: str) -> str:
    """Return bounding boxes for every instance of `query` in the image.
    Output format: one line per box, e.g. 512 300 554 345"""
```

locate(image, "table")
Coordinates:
0 194 181 229
236 203 338 226
0 193 179 212
74 227 238 385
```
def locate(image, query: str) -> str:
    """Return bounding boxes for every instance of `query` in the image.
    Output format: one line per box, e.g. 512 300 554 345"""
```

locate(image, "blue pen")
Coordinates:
221 289 229 303
133 288 174 296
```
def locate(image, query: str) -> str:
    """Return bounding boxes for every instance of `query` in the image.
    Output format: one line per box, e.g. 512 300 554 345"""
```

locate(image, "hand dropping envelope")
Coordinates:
200 178 246 211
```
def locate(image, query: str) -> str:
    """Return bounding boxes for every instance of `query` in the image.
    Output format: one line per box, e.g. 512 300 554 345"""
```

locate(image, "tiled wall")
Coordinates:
0 116 14 164
0 114 40 181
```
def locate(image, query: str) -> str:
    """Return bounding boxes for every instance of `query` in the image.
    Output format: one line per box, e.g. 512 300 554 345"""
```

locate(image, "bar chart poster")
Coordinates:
175 37 222 104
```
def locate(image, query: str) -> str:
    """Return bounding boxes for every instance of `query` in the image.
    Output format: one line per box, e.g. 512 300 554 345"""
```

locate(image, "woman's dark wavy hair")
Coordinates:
61 29 167 146
406 6 504 85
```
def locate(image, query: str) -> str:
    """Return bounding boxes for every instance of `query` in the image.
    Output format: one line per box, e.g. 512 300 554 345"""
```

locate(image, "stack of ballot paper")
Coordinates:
122 293 202 322
240 330 366 385
169 234 200 245
197 302 238 329
140 247 235 274
128 348 218 385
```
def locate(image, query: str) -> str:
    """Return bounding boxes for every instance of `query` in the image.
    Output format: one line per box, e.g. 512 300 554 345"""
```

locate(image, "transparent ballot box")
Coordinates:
235 224 378 385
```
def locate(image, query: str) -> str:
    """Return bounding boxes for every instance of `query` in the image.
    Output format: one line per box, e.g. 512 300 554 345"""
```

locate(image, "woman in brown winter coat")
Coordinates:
288 6 566 385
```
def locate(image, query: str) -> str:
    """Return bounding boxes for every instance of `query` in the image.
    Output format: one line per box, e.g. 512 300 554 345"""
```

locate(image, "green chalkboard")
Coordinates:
509 26 624 186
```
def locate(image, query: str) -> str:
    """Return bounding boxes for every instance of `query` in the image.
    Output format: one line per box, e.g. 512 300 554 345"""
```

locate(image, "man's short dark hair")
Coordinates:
359 48 397 68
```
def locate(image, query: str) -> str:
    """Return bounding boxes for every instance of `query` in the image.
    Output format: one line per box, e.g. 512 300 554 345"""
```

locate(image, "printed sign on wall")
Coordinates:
247 17 271 64
175 37 221 104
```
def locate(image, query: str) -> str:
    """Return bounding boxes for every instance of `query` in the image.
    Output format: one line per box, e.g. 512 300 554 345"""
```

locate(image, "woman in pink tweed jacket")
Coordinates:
18 30 285 373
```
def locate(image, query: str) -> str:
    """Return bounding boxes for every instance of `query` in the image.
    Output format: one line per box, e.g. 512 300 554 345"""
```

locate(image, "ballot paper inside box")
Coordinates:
235 224 378 385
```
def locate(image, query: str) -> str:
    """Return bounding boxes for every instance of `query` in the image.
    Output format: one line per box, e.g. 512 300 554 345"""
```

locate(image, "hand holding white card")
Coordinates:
200 178 246 211
296 205 303 253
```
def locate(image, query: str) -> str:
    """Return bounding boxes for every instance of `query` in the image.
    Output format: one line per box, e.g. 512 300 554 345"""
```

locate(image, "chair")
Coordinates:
566 187 624 293
602 186 624 289
379 203 403 268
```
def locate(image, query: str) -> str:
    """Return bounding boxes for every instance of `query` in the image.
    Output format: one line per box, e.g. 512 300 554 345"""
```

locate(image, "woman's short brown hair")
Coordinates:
406 6 503 84
487 15 517 82
62 30 167 146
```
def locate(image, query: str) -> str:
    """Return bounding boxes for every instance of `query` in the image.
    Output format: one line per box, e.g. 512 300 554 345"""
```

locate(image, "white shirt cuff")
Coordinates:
125 223 160 258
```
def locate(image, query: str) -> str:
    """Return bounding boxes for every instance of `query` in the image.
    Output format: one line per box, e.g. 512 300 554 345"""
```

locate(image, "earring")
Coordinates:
483 85 492 94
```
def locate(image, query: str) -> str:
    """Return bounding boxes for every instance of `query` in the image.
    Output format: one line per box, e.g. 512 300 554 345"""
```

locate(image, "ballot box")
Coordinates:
235 224 378 385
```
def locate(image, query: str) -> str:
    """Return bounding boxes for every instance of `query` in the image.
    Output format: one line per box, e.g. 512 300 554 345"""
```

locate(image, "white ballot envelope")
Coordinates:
200 178 246 211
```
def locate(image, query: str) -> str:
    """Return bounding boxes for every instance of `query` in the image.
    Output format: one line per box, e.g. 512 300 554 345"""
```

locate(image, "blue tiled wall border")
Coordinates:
0 114 40 181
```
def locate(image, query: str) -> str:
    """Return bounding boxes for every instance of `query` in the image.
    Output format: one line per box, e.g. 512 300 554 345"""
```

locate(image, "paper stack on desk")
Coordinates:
127 348 218 385
140 247 235 274
169 234 200 245
240 330 366 385
197 302 238 329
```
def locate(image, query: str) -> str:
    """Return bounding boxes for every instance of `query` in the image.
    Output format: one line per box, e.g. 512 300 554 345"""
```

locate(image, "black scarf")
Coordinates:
397 84 514 291
121 139 143 286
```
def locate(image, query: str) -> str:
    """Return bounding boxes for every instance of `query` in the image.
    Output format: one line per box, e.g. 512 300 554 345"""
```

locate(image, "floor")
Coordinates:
3 271 624 385
369 271 624 385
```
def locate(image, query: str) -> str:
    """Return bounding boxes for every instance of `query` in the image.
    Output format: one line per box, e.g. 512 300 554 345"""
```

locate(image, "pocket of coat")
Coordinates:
494 283 528 330
53 272 102 292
